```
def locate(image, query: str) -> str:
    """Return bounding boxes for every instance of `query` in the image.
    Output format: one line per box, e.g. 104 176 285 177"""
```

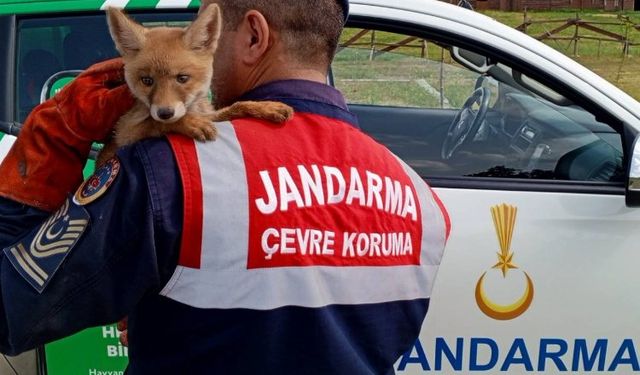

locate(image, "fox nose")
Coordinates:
157 107 175 120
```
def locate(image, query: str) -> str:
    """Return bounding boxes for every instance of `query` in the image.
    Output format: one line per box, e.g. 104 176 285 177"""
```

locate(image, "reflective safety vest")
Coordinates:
156 112 449 373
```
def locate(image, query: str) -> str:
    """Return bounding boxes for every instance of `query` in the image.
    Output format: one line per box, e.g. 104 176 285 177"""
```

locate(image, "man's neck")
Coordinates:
259 67 327 85
243 53 328 92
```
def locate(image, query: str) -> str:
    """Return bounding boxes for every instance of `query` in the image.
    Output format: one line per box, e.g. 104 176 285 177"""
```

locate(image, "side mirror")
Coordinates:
626 136 640 207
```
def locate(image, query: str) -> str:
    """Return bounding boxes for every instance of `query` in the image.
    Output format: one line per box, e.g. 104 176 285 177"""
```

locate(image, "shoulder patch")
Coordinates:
74 157 120 206
3 199 90 293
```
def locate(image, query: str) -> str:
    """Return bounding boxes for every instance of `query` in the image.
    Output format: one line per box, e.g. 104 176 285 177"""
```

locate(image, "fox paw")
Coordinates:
260 102 294 123
184 117 217 142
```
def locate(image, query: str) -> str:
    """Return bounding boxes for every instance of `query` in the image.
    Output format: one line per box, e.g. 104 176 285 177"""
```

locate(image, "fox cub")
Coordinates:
99 5 292 163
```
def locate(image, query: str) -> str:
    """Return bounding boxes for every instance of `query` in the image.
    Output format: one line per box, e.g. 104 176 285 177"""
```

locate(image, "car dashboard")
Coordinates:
476 92 624 182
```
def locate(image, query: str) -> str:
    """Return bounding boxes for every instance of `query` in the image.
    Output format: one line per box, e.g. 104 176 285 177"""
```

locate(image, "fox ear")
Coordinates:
106 7 147 56
184 4 222 52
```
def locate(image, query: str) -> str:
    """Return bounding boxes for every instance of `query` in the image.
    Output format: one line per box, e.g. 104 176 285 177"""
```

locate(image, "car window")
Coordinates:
334 30 477 109
15 13 192 122
333 28 624 183
16 16 116 121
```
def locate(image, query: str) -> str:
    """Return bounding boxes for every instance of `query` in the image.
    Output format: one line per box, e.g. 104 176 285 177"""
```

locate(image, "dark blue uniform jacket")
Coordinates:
0 80 427 374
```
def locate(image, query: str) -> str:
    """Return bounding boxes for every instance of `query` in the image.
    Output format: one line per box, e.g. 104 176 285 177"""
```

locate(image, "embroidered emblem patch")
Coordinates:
4 199 90 293
74 157 120 206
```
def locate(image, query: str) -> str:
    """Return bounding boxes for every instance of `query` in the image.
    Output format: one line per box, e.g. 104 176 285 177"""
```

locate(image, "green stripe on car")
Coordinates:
0 0 198 15
122 0 158 9
0 0 105 15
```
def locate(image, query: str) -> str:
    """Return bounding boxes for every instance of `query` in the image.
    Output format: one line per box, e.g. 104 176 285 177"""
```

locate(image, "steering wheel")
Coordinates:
441 87 491 160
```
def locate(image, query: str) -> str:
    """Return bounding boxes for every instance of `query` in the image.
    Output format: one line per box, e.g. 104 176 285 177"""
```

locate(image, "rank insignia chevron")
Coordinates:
4 198 90 293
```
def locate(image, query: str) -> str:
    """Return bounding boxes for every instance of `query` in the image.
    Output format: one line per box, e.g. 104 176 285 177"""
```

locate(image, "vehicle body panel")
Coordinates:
400 187 640 373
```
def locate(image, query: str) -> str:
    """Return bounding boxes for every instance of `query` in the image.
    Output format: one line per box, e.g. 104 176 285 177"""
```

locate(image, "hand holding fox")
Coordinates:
0 59 135 211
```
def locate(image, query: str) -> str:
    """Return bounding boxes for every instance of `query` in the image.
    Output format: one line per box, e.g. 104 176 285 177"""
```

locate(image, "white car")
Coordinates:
340 2 640 374
1 0 639 373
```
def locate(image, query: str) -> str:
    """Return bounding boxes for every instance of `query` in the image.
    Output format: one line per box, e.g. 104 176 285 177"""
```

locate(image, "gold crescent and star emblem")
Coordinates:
475 204 534 320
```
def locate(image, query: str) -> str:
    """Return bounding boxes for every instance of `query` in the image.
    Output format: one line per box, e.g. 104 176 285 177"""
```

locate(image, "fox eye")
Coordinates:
177 75 190 84
141 76 154 86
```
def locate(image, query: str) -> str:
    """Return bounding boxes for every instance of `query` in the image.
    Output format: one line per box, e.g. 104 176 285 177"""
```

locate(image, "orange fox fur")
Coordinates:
100 5 292 164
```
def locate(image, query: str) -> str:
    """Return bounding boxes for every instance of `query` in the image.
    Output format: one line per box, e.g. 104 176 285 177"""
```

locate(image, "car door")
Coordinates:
334 12 640 374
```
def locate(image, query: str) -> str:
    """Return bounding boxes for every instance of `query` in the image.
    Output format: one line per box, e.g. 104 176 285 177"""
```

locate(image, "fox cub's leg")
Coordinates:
115 104 216 144
98 113 216 165
97 118 161 166
214 101 293 123
97 104 150 165
164 113 217 142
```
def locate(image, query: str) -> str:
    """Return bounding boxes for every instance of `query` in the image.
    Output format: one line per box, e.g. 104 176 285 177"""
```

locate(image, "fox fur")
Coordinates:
99 5 293 164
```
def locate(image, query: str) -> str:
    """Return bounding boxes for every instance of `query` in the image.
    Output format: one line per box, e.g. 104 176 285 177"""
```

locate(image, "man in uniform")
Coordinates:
0 0 450 373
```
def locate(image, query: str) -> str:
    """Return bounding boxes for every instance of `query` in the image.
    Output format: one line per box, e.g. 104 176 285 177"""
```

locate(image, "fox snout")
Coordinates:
150 103 187 123
157 107 174 120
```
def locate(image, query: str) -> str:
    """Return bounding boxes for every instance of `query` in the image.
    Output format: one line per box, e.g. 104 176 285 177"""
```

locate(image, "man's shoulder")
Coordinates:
113 137 181 192
133 136 175 159
119 136 177 170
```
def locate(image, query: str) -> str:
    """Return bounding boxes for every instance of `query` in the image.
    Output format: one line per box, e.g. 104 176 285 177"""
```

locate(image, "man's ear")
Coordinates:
106 7 147 56
239 10 271 65
184 3 222 52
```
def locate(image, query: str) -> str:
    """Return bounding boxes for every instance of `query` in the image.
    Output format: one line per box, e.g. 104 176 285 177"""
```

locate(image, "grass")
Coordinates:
333 49 477 108
336 9 640 104
335 31 480 107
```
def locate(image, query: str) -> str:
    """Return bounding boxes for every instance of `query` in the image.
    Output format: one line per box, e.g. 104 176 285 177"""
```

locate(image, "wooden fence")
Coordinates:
339 12 640 58
516 11 639 56
339 30 430 60
466 0 635 12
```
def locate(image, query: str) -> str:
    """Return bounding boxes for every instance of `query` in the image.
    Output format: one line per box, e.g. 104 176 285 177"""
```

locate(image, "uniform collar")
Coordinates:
238 79 359 128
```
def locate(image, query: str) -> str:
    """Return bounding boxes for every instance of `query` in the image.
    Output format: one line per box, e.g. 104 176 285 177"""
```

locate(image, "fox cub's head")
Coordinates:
106 6 220 123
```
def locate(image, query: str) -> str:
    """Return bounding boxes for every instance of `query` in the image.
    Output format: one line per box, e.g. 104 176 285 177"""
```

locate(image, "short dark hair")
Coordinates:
216 0 344 66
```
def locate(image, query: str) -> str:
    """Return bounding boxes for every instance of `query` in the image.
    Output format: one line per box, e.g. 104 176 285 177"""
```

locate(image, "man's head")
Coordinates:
200 0 348 108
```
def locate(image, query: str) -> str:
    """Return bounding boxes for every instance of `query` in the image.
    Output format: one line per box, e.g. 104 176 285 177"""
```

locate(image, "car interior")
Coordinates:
332 29 624 184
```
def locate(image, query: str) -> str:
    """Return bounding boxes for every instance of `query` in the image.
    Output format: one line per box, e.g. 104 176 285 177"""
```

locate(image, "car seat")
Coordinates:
554 140 623 182
18 49 62 120
63 27 117 70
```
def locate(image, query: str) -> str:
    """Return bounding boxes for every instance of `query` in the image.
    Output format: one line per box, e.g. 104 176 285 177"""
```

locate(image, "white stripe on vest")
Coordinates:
161 120 447 310
393 154 447 267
